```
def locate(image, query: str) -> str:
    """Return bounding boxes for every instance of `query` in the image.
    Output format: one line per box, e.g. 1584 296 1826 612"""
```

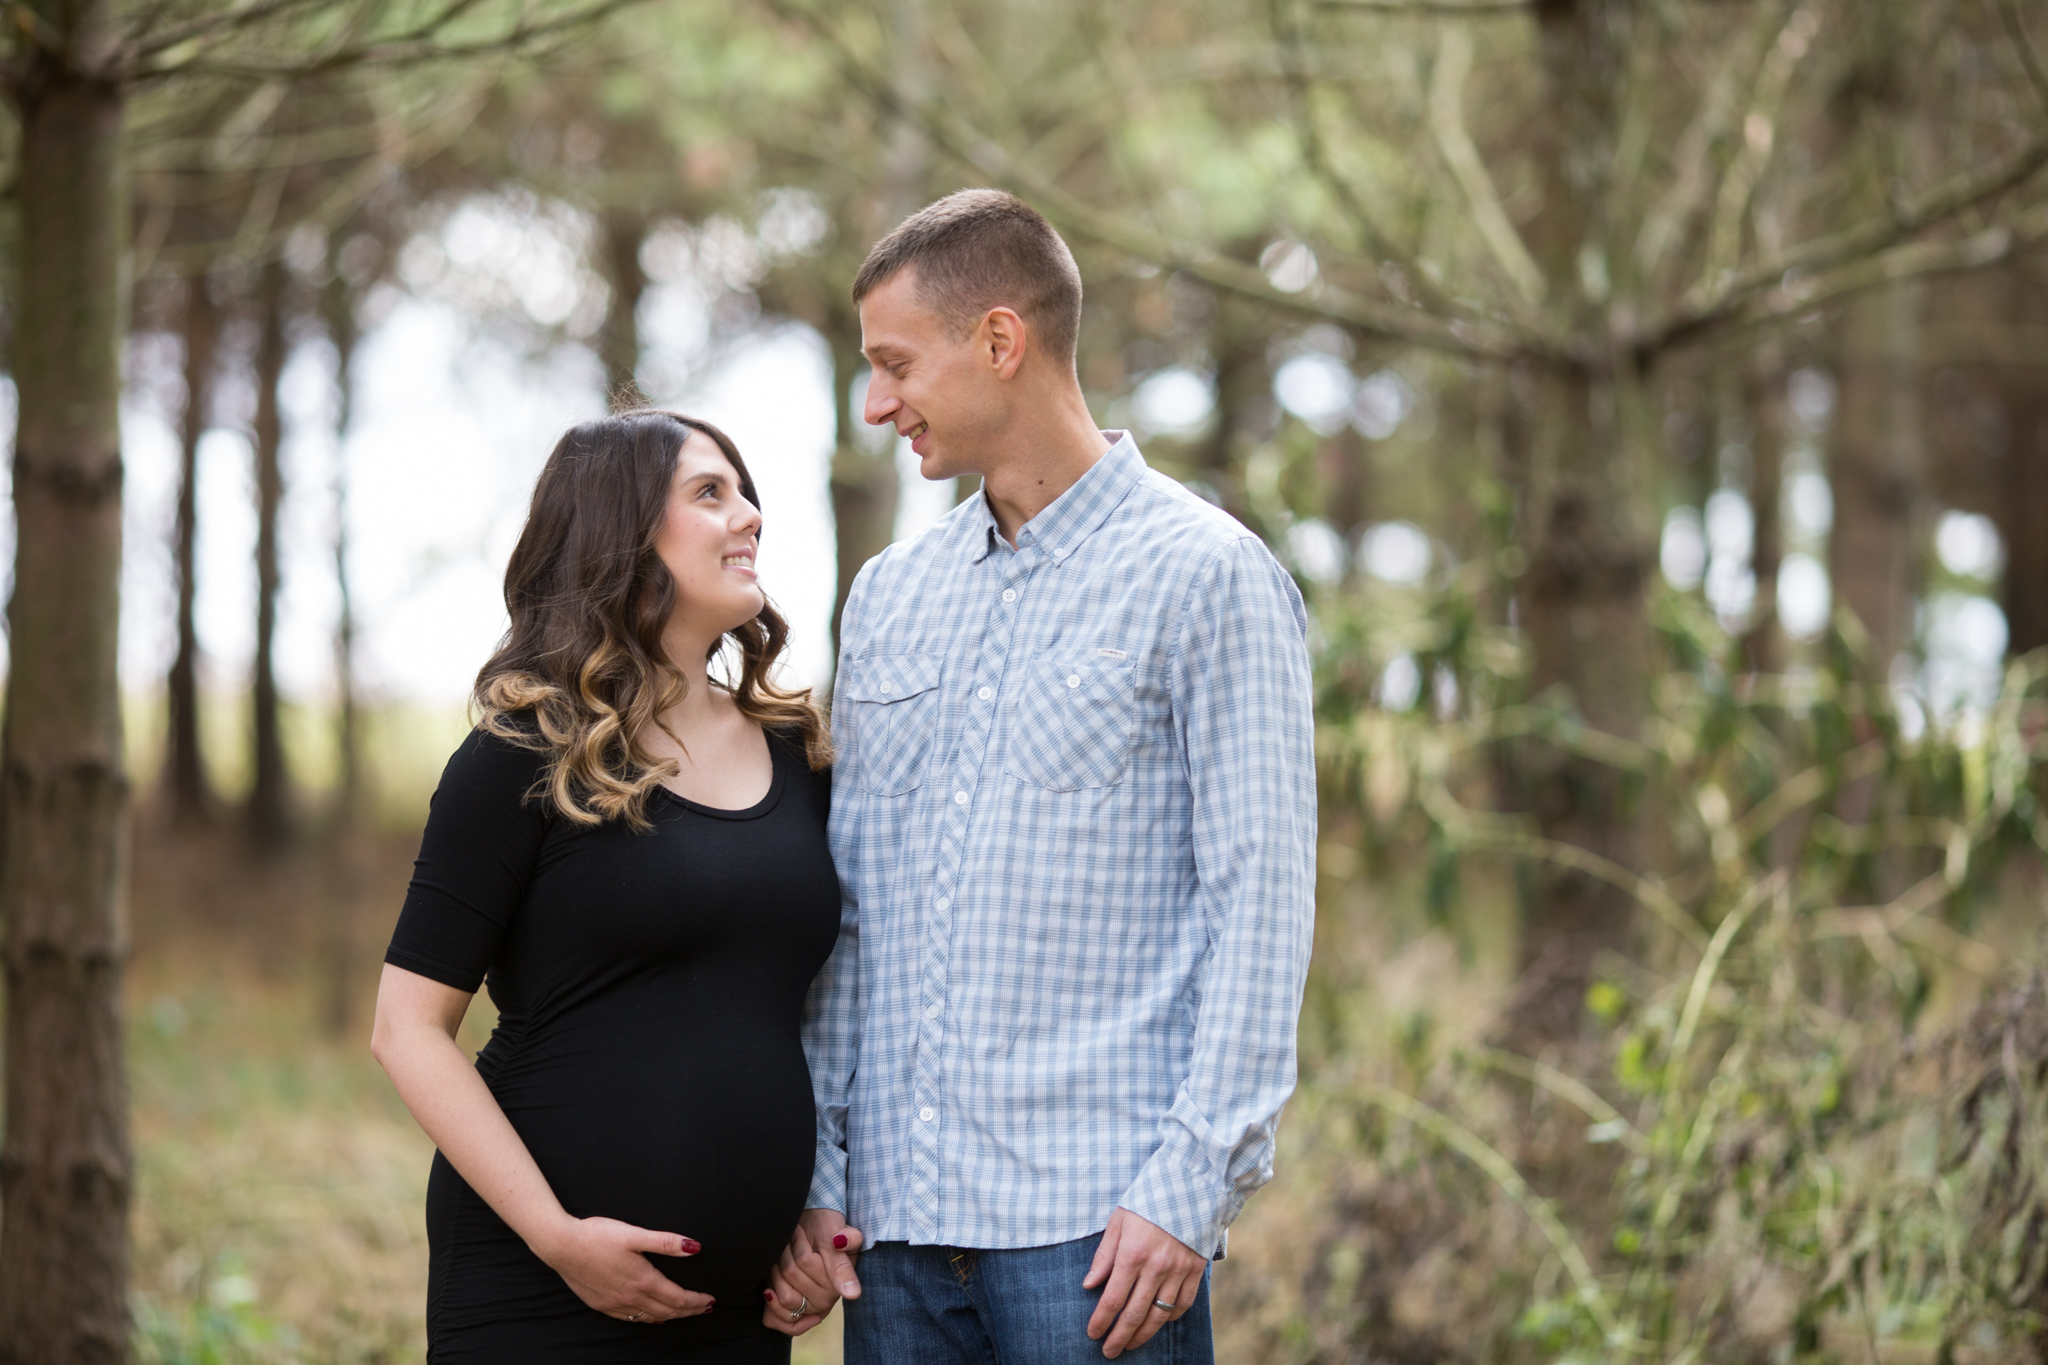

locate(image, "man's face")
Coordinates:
859 268 1000 483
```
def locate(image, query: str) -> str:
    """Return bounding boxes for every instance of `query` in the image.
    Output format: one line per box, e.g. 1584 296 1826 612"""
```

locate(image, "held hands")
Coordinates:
761 1208 865 1336
533 1215 715 1325
1082 1208 1206 1359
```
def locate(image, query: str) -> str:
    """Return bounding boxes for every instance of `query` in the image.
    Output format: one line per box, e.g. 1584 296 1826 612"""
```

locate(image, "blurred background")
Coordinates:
5 0 2048 1360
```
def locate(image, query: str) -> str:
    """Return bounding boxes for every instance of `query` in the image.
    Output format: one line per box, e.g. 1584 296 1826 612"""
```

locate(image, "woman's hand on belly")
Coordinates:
532 1215 716 1324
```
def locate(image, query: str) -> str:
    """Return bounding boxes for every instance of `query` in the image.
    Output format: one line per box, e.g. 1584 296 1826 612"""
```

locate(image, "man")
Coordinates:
764 189 1315 1362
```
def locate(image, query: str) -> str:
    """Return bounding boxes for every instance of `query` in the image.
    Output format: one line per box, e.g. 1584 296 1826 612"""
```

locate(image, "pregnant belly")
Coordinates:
488 1030 817 1302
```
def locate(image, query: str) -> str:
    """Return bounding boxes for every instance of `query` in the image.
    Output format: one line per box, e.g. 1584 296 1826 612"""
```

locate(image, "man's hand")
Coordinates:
1082 1208 1205 1358
761 1208 864 1336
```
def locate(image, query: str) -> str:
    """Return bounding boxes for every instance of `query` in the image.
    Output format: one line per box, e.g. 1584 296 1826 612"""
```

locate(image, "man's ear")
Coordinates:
982 307 1028 380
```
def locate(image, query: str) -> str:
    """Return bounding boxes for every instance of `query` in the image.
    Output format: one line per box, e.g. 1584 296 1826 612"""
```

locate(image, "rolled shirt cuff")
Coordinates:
1117 1148 1248 1261
805 1139 848 1214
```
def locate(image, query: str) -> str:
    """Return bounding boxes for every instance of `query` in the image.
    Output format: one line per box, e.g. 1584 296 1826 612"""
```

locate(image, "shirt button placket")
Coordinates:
910 559 1031 1243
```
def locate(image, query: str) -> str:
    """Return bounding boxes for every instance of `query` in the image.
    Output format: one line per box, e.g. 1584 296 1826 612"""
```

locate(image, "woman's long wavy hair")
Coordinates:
473 409 829 830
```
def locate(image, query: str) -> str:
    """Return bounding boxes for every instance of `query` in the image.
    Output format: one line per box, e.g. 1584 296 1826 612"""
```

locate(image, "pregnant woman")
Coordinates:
372 410 849 1362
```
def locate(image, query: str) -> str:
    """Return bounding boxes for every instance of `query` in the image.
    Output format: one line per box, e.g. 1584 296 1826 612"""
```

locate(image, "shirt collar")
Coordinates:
969 431 1145 564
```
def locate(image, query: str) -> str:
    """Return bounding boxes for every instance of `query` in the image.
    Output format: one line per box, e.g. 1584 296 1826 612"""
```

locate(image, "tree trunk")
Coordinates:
829 316 897 662
1996 359 2048 657
165 268 217 823
1503 0 1657 1040
246 258 291 850
322 265 361 1037
1828 280 1924 676
598 207 647 409
0 10 136 1360
1743 340 1788 675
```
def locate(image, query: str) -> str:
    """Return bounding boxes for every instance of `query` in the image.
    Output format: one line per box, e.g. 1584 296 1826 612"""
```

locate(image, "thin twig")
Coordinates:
1269 0 1478 326
1470 1047 1651 1154
1994 0 2048 121
759 0 1524 361
1430 23 1547 311
1358 1081 1626 1343
1314 0 1530 14
1648 131 2048 353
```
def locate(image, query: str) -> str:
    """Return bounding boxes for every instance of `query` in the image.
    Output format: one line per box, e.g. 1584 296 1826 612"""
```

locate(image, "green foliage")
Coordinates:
1253 566 2048 1364
135 1256 296 1365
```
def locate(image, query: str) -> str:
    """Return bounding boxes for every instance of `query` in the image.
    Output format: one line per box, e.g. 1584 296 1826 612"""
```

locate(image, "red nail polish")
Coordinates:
679 1238 702 1255
832 1234 849 1250
763 1290 775 1301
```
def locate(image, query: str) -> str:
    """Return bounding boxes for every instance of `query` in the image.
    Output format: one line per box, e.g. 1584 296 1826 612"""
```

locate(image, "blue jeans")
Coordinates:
843 1234 1213 1365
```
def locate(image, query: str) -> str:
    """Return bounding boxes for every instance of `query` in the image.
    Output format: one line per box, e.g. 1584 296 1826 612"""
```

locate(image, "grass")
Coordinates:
123 812 847 1365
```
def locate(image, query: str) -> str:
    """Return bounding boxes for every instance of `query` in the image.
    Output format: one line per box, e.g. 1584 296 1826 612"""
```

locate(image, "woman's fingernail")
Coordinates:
762 1290 775 1301
679 1238 702 1255
832 1234 848 1249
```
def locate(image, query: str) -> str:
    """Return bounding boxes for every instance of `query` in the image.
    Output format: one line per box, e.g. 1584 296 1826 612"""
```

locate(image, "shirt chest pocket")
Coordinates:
840 653 947 796
1003 655 1138 792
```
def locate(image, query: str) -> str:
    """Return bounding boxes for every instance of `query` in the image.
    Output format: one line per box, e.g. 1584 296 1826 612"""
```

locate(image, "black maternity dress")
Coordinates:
383 724 840 1363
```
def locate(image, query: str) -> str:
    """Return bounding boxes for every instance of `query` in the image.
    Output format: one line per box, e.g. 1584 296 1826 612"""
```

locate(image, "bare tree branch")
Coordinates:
126 0 333 62
1655 199 2048 353
1313 0 1529 14
760 0 1526 361
1693 2 1822 303
1647 129 2048 353
1630 0 1789 287
1429 23 1547 312
1995 0 2048 121
130 0 648 81
1268 0 1481 325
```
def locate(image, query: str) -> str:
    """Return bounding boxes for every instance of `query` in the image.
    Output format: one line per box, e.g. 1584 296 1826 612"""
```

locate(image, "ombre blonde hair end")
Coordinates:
473 409 828 831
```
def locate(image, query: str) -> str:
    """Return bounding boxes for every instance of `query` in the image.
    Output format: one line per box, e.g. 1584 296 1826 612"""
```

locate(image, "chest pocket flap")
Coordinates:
841 652 947 795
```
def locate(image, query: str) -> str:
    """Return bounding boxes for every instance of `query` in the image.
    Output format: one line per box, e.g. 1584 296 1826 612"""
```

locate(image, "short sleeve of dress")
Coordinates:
384 727 552 993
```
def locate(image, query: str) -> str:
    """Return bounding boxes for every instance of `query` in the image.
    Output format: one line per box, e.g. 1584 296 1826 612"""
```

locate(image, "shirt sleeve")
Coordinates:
1118 535 1317 1257
801 561 875 1212
383 727 551 993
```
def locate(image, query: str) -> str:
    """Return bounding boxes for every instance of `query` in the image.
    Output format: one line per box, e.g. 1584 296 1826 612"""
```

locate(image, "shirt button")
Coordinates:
919 1106 936 1122
879 680 893 694
925 1001 943 1019
935 896 950 911
1001 588 1017 603
1066 674 1081 689
977 686 993 701
954 790 969 805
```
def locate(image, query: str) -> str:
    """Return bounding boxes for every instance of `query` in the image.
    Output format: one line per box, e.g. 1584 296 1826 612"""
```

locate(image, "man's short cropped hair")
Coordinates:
852 189 1083 367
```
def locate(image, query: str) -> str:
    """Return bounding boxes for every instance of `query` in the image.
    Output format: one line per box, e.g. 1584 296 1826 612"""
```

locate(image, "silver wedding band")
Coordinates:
1152 1299 1175 1313
788 1294 810 1322
627 1311 644 1322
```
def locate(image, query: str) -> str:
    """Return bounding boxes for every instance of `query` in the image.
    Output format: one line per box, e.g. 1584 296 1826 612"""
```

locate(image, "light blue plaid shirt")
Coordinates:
802 432 1316 1256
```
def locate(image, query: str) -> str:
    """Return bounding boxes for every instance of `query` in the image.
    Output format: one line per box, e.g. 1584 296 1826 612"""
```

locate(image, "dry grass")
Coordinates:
124 812 844 1365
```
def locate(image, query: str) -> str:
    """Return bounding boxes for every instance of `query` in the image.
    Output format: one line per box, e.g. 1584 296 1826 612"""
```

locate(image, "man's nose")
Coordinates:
863 380 898 427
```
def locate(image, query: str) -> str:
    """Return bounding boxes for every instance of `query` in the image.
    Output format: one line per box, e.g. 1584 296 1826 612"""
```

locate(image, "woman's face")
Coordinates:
653 429 765 646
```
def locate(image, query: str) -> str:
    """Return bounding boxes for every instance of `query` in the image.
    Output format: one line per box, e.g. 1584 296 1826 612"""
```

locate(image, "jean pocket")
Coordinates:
1003 654 1137 792
840 653 947 796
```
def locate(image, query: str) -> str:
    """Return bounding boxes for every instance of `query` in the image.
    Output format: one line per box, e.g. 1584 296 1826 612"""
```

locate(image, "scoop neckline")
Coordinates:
651 738 788 821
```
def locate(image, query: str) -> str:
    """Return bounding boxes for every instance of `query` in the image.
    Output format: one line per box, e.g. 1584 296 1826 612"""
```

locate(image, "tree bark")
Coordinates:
1996 359 2048 657
165 268 217 823
1503 0 1658 1040
828 315 897 661
1742 339 1788 675
321 264 362 1037
598 207 647 409
1828 280 1924 676
0 7 136 1359
246 258 291 850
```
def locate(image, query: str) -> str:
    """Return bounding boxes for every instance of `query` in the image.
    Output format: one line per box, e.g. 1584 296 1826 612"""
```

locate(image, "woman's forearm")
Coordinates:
375 1022 576 1260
